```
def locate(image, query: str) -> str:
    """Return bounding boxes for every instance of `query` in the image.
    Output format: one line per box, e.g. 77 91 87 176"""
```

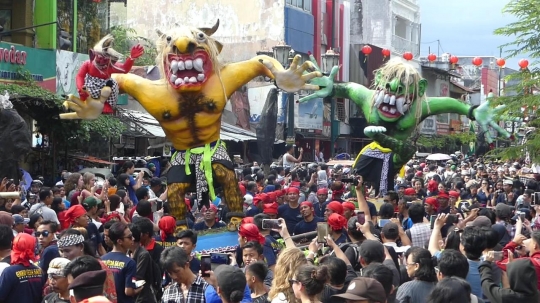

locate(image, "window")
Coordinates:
287 0 311 12
436 114 449 124
336 100 346 122
303 0 311 12
286 0 292 4
77 0 110 54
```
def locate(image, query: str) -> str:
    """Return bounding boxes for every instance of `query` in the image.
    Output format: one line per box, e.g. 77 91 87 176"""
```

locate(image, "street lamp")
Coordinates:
272 42 296 145
321 49 340 157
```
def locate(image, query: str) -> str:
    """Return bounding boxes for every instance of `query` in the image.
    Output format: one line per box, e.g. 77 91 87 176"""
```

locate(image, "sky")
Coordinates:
418 0 525 68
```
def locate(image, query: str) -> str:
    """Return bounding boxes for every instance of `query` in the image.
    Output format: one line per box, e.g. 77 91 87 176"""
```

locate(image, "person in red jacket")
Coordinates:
497 229 540 290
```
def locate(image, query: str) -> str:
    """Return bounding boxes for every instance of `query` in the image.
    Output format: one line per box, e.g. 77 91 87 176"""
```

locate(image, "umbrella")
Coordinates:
426 153 451 161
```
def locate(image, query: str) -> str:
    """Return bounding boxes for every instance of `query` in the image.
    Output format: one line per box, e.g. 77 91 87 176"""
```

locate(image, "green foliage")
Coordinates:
109 25 157 66
491 0 540 162
417 133 476 150
0 69 125 143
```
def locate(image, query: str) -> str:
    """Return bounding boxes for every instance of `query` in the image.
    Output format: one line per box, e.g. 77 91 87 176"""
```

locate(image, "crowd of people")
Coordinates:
0 152 540 303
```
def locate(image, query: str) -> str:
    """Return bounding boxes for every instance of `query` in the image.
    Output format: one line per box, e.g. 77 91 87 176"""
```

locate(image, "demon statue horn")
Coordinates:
102 19 321 231
60 34 145 120
299 56 510 195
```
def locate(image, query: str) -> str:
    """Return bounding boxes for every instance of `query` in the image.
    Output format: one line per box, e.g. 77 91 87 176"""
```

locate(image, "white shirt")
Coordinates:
29 202 59 224
283 152 293 169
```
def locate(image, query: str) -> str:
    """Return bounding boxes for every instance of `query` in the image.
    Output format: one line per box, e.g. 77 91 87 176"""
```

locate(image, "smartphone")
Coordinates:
200 255 211 277
393 212 399 219
493 251 503 261
210 252 230 265
535 192 540 205
134 280 146 288
356 211 366 225
262 219 280 230
378 219 391 227
316 222 329 243
430 215 437 229
520 212 526 221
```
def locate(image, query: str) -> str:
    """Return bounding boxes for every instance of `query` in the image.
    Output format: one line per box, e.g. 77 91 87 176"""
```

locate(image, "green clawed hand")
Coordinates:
298 55 340 103
474 93 511 143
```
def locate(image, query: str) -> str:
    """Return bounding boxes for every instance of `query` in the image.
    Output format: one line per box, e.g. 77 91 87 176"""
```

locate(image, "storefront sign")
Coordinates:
0 45 27 65
437 122 450 135
419 116 436 135
0 42 55 91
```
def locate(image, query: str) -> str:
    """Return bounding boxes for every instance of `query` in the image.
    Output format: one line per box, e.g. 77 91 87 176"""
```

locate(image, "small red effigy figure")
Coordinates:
75 34 144 114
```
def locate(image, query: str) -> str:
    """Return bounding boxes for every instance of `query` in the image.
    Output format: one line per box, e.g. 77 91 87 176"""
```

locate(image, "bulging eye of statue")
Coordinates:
196 32 206 42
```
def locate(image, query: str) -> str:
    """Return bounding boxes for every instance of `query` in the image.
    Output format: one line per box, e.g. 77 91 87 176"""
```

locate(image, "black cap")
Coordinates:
359 240 385 263
68 270 107 290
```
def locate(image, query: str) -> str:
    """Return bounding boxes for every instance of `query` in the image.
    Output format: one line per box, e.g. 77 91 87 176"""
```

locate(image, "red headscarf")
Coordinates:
11 233 36 266
287 187 300 194
316 188 328 195
327 213 347 231
64 205 86 227
404 188 416 196
425 197 438 211
342 202 356 212
300 201 313 208
326 201 344 215
238 223 265 244
253 193 269 206
427 180 438 193
263 202 278 215
241 217 254 225
158 216 176 241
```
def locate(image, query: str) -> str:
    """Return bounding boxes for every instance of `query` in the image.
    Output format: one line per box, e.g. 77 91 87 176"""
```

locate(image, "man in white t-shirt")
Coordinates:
29 187 59 224
282 144 303 169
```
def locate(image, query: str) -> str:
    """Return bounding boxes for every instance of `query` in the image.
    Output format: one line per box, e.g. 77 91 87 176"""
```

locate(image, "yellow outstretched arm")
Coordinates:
111 73 170 110
216 55 283 98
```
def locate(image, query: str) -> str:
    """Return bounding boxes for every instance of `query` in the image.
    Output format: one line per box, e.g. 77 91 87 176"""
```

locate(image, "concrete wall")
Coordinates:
122 0 285 64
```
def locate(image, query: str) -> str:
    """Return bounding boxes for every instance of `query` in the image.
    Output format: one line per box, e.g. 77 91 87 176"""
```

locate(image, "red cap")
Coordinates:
253 193 269 205
425 197 438 211
438 192 449 199
415 171 423 177
300 201 314 208
263 202 278 215
328 213 347 231
449 191 460 198
420 163 426 168
317 188 329 195
326 201 343 215
287 187 300 194
404 188 416 196
342 202 356 212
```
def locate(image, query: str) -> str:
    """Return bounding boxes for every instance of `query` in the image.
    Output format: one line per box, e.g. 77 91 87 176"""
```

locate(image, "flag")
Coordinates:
468 122 475 156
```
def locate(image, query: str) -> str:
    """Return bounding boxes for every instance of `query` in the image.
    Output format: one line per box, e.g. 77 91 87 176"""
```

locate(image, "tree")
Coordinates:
109 25 157 66
492 0 540 162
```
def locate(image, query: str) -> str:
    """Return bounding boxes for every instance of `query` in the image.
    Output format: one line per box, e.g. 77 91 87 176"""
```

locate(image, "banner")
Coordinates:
419 116 436 135
56 50 89 96
295 97 323 130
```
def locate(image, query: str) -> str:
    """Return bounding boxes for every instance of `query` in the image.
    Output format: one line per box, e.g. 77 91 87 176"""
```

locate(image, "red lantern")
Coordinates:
496 58 506 68
361 45 372 55
449 56 459 64
519 59 529 69
403 52 413 61
427 53 437 62
381 48 391 59
472 57 483 67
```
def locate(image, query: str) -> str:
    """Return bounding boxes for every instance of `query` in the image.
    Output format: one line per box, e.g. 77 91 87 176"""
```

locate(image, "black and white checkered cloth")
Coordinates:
171 143 231 202
84 74 119 108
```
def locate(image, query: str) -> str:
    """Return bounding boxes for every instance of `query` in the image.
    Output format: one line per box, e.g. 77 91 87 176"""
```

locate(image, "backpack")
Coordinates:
149 257 163 301
331 242 361 271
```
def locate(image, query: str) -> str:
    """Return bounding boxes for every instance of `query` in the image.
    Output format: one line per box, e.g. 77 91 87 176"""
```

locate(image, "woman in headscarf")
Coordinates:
62 204 89 231
57 229 117 303
0 233 43 303
157 215 176 247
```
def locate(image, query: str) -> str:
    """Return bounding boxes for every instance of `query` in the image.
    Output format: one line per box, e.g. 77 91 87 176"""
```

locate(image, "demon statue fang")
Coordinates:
61 34 144 119
300 57 510 195
109 20 320 231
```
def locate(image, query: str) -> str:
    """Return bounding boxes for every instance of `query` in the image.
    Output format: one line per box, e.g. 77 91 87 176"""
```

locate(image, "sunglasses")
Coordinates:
35 230 50 237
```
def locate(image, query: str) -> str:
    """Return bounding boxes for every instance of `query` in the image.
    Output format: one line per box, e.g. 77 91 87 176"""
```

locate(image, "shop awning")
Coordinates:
119 108 282 143
69 155 116 165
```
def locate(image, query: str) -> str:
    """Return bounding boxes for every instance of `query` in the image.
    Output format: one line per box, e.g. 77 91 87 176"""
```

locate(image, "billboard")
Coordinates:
295 97 323 130
56 50 89 96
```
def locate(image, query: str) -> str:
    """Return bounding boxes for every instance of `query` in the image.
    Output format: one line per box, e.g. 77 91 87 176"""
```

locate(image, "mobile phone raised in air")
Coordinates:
316 222 329 243
493 251 503 261
430 215 437 229
200 255 211 277
356 211 366 225
261 219 280 230
378 219 391 228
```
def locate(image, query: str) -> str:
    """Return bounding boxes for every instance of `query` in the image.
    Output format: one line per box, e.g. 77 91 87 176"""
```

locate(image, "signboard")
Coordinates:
437 122 450 135
295 96 323 130
56 50 89 96
419 116 436 135
0 42 56 92
449 120 462 134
